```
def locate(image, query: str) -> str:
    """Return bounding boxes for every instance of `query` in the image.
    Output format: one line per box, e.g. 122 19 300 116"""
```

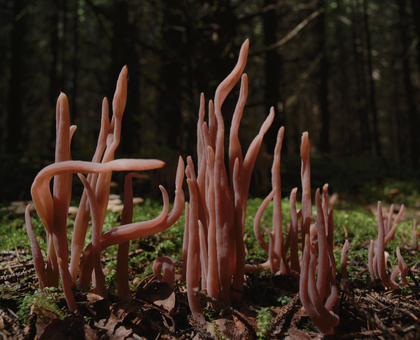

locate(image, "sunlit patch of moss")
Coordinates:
17 287 65 323
256 307 273 340
0 210 47 252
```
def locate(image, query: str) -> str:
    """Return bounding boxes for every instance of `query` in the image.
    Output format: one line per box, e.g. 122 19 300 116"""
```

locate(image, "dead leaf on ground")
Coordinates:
136 280 175 314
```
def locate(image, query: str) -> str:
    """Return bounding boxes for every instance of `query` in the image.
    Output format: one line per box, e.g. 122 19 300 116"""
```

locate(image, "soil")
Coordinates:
1 248 420 339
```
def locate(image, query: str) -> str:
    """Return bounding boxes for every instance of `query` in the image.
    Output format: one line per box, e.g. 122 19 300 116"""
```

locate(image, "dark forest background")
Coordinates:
1 0 420 204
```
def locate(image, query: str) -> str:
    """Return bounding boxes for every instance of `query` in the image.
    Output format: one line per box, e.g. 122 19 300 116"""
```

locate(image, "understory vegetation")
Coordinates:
1 185 419 338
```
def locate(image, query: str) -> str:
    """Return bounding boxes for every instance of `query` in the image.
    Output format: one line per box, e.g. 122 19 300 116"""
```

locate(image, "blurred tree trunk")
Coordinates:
336 0 352 155
109 0 140 155
398 0 420 167
72 0 79 121
6 0 26 154
61 0 67 88
410 0 420 75
390 55 406 164
159 1 184 152
49 2 59 108
263 0 287 154
351 0 371 155
363 0 381 156
317 0 330 154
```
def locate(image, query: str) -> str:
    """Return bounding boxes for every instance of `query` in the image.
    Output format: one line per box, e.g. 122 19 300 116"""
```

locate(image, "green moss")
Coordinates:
17 287 65 323
256 307 273 340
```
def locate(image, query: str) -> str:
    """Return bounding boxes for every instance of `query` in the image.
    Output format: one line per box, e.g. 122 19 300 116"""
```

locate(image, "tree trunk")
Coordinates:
263 0 287 154
336 0 353 155
6 0 26 154
109 0 141 156
159 2 184 152
363 0 381 156
410 0 420 76
49 1 60 108
390 56 406 164
351 0 371 155
398 0 420 167
72 0 79 121
317 0 330 154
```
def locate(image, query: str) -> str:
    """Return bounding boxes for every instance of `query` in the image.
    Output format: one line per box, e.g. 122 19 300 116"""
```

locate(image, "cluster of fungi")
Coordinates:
25 40 416 336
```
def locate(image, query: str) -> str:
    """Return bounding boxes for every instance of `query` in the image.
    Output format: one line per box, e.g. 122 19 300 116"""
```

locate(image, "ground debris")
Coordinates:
0 249 419 339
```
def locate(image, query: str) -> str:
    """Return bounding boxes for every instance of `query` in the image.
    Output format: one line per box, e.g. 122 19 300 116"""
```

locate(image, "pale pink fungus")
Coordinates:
70 97 110 282
375 201 399 289
368 202 405 289
182 202 189 282
186 179 205 324
271 127 288 275
253 188 277 253
78 157 184 290
300 132 312 250
314 189 329 301
25 205 47 290
77 174 107 298
27 66 187 313
182 40 279 320
300 235 339 335
289 188 300 274
341 240 350 280
153 256 175 289
116 173 142 300
368 240 375 281
391 247 409 286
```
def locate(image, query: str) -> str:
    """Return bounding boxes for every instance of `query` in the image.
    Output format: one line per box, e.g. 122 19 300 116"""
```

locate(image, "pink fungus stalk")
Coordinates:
78 157 184 291
413 220 418 250
116 173 142 300
300 235 339 335
77 174 107 298
26 66 184 312
252 126 289 275
153 257 175 289
186 179 205 324
25 205 47 291
289 188 300 274
391 247 409 286
368 202 403 289
301 132 312 250
341 240 350 280
182 40 287 321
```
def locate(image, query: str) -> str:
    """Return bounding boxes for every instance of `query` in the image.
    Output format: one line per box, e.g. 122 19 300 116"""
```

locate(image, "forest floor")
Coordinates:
1 195 420 339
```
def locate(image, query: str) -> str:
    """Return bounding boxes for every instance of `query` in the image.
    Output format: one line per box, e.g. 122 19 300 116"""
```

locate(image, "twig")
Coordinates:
0 262 34 272
341 282 400 340
250 8 325 56
267 292 300 337
0 268 35 284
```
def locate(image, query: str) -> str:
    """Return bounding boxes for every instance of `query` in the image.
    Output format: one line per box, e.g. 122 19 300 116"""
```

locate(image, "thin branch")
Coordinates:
250 8 325 56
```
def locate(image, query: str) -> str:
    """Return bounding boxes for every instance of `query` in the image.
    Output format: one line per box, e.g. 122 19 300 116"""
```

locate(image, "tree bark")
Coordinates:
159 1 185 152
263 0 287 154
363 0 381 156
72 0 79 121
317 0 330 154
49 1 60 109
336 0 353 155
410 0 420 76
6 0 26 154
398 0 420 167
109 0 141 155
351 0 371 155
390 56 406 164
